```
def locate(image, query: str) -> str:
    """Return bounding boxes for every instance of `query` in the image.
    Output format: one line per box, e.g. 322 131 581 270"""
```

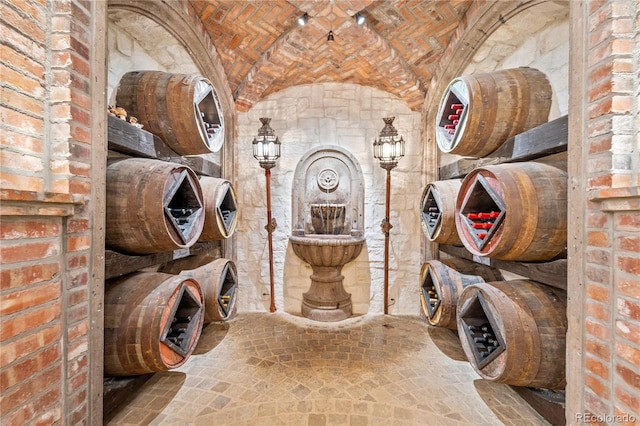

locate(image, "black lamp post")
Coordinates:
253 117 281 313
373 117 405 314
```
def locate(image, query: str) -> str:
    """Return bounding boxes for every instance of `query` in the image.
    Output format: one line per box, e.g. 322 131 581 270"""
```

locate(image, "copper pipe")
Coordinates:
265 168 277 312
383 168 391 315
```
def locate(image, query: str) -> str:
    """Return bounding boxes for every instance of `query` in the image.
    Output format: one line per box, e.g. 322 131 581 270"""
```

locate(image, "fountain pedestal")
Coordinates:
290 235 364 322
302 265 352 321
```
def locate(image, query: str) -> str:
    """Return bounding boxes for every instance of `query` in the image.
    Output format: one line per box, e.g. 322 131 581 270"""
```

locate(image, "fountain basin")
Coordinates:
310 204 346 235
290 234 364 267
290 234 365 321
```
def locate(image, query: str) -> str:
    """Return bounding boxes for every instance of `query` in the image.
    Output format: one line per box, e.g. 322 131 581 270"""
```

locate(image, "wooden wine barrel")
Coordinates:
159 255 238 323
455 162 567 261
420 179 463 245
456 280 567 389
198 177 238 241
115 71 224 155
435 67 551 157
104 272 204 376
419 258 503 329
106 158 205 254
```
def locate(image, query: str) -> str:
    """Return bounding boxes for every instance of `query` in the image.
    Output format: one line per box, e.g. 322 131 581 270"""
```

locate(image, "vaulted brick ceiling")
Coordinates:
189 0 473 112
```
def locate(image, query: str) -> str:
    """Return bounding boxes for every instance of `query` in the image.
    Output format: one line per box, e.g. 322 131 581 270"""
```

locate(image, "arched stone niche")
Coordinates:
291 145 364 238
106 0 236 160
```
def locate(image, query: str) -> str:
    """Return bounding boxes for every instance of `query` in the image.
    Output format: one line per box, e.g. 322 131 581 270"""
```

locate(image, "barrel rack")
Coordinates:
104 114 223 419
437 114 568 425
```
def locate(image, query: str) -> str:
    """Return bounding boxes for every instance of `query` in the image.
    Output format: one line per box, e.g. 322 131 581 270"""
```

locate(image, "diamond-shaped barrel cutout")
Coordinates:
436 81 468 151
459 292 505 369
421 187 442 239
217 183 238 236
459 174 505 251
164 170 203 245
161 284 203 357
218 262 238 318
194 80 223 150
421 266 442 319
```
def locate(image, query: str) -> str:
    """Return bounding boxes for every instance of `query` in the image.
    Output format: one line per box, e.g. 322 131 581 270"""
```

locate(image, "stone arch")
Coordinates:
107 0 237 176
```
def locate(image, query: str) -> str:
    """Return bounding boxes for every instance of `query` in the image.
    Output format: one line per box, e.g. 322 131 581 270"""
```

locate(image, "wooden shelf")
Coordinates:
105 241 222 280
439 115 568 180
439 244 566 290
107 115 221 177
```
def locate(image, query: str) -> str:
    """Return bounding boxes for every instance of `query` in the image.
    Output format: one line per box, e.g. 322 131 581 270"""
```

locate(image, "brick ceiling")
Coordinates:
189 0 473 112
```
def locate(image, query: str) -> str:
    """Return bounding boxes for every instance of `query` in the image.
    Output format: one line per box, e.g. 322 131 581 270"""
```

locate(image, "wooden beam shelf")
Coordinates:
439 244 567 290
439 114 568 180
107 115 221 177
105 241 222 280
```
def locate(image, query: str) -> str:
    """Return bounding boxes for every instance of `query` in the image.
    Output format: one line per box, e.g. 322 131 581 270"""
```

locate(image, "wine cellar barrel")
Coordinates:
199 177 238 241
455 162 567 261
106 158 205 254
159 255 238 323
115 71 225 154
420 179 463 246
420 258 503 329
104 272 205 376
435 67 552 157
456 280 567 389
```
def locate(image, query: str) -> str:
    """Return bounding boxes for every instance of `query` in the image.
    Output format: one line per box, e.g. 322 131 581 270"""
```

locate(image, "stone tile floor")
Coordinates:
106 313 550 425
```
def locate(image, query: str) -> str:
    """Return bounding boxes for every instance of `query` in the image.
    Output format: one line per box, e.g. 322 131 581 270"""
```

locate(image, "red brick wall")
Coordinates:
580 0 640 423
1 0 98 424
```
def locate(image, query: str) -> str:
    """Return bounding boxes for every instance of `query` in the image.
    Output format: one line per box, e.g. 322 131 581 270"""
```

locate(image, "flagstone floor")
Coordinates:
106 312 550 426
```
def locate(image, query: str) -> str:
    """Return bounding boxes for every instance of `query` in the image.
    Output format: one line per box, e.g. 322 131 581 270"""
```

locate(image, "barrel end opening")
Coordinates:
216 185 238 236
421 187 442 239
459 174 505 251
160 284 204 358
195 86 224 150
459 291 505 369
164 170 204 244
217 262 238 318
436 89 467 151
421 267 441 319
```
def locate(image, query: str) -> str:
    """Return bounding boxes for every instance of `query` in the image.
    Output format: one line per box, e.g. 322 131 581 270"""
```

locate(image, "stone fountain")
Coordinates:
289 146 365 321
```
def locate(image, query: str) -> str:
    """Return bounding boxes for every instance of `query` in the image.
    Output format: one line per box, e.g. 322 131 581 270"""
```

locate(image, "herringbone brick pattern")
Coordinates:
189 0 472 111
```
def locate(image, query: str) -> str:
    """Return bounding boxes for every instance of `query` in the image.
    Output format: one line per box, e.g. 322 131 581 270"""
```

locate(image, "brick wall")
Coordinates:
570 0 640 423
0 216 64 424
1 0 101 424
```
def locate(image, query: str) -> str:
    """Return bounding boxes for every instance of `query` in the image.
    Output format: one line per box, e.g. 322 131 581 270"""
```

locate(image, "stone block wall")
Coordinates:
235 83 423 316
462 2 570 119
1 0 104 424
106 11 200 104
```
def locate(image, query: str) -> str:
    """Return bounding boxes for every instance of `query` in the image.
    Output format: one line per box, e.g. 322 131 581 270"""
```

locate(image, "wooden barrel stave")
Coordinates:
436 67 552 157
420 258 503 329
159 255 238 323
420 179 463 246
199 177 238 241
104 272 204 376
115 71 224 155
456 280 567 389
106 158 205 254
455 162 567 261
